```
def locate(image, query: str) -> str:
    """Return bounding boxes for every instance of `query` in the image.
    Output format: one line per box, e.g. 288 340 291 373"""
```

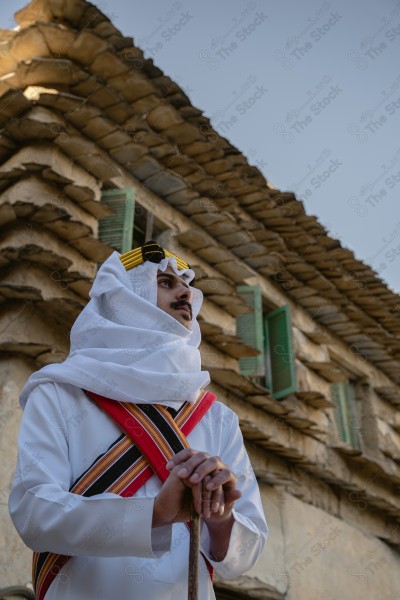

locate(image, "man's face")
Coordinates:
156 267 193 329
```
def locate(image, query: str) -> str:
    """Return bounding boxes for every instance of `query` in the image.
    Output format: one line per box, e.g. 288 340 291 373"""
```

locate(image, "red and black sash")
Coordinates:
32 389 216 600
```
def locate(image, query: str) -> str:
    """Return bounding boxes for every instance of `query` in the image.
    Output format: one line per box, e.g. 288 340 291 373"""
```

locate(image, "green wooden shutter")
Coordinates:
331 382 349 443
236 285 265 377
331 382 360 449
265 305 296 399
346 382 361 450
99 188 135 253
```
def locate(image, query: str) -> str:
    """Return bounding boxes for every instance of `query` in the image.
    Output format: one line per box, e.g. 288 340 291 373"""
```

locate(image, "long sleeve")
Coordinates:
8 383 172 558
199 410 268 579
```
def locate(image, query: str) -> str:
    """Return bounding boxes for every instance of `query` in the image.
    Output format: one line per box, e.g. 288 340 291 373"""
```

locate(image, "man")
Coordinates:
9 241 267 600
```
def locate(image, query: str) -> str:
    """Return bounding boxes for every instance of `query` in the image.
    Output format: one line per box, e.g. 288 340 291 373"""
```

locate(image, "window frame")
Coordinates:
331 380 361 450
99 187 135 253
236 285 296 399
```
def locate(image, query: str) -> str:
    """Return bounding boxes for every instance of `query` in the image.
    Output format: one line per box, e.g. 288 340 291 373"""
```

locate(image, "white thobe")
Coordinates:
9 382 268 600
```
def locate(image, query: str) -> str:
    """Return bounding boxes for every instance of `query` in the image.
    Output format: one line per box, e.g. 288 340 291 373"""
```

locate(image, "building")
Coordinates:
1 1 400 598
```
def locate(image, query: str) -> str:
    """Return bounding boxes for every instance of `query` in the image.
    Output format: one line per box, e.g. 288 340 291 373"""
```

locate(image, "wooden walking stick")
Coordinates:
188 500 201 600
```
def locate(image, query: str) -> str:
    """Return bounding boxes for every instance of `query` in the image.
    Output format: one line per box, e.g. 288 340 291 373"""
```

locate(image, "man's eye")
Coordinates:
159 279 172 287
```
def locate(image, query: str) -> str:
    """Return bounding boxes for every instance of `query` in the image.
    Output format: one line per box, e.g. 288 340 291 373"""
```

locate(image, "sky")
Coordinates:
2 0 400 293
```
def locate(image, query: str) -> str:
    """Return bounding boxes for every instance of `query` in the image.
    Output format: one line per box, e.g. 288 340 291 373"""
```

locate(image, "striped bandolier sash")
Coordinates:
32 389 216 600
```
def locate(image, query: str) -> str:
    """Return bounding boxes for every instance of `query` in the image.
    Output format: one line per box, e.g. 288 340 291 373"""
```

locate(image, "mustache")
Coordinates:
171 299 192 318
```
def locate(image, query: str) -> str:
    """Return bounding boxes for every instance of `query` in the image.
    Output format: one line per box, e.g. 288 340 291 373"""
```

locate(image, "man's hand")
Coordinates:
152 449 242 528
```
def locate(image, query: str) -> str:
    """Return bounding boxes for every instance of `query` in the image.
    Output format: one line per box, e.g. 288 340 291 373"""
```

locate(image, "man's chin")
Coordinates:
174 307 192 319
169 310 191 328
179 314 192 328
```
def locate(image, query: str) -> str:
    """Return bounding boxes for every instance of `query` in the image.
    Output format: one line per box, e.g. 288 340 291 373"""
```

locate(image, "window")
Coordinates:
99 187 165 253
99 187 135 253
330 381 361 449
236 285 296 399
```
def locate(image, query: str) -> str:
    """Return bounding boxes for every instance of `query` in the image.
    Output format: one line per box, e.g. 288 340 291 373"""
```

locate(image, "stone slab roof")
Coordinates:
0 0 399 388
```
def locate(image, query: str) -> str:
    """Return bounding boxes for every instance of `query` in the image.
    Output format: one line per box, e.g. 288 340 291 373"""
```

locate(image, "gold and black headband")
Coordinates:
119 240 195 284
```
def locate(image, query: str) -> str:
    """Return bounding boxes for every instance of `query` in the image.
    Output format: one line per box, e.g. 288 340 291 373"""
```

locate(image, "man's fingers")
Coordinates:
166 448 241 519
187 455 225 482
166 447 197 470
170 453 224 482
210 485 223 515
193 478 223 517
201 476 212 518
158 448 242 524
205 468 237 490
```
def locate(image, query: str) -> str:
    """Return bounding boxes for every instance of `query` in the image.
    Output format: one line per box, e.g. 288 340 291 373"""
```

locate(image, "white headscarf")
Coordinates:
20 251 210 408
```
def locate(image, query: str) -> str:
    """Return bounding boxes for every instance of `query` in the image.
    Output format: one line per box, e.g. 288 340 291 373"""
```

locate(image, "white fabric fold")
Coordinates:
9 382 268 599
20 251 210 408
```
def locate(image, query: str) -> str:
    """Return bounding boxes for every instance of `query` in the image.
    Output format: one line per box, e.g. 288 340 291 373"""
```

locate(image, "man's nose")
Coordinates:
177 285 191 301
